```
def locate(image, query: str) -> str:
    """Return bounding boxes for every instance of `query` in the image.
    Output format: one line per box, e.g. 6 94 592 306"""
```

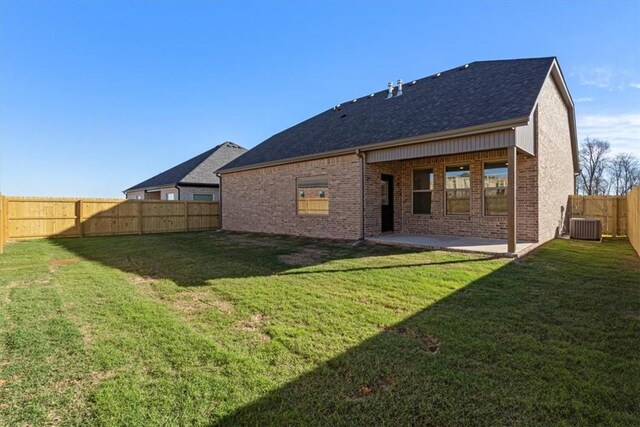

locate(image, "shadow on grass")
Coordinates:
211 238 640 426
47 230 449 287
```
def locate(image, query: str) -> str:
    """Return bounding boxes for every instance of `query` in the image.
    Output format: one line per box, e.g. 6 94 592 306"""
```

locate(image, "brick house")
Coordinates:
124 142 246 201
217 58 578 253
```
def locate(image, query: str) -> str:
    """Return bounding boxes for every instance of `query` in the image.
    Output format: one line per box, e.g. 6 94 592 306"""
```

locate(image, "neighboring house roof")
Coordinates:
125 142 246 192
219 57 573 173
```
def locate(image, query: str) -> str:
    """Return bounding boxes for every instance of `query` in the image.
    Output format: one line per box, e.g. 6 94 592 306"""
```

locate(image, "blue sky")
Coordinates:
1 0 639 198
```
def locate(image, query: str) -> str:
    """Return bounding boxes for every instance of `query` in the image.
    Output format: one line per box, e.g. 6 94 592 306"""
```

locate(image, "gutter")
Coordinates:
217 117 530 175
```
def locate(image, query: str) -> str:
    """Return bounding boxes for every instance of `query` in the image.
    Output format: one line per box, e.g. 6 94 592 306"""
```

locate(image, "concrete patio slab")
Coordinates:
367 233 536 257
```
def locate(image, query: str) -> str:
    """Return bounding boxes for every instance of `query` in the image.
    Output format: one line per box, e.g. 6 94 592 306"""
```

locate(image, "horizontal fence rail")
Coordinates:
0 196 219 251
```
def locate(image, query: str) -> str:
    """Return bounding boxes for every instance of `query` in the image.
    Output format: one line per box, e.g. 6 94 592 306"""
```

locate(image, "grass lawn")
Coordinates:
0 231 638 426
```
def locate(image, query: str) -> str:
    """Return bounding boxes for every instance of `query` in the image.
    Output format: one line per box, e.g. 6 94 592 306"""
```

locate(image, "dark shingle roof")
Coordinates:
219 57 556 172
125 142 246 192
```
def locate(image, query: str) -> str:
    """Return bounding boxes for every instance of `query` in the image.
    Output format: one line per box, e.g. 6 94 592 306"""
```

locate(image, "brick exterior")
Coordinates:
178 186 219 201
221 74 574 244
125 186 218 201
125 190 145 200
364 150 538 242
536 76 574 242
221 154 363 240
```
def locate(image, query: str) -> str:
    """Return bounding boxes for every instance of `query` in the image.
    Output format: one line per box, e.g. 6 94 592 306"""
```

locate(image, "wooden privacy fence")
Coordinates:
568 195 628 236
0 196 220 252
627 186 640 256
569 187 640 256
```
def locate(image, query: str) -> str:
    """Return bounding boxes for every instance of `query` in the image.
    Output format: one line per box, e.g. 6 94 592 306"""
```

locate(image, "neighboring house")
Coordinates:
217 57 578 253
124 142 246 201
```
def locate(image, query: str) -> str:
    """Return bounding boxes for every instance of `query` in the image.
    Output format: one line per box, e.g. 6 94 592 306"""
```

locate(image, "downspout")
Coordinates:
175 185 181 200
356 149 366 240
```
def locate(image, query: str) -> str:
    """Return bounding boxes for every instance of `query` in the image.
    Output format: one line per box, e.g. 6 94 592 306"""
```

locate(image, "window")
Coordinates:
193 194 214 201
412 168 434 214
297 176 329 215
166 193 175 201
381 180 389 205
484 161 508 216
445 165 471 215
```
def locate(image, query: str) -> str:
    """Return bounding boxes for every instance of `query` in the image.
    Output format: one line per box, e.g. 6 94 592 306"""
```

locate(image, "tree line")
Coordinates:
578 137 640 196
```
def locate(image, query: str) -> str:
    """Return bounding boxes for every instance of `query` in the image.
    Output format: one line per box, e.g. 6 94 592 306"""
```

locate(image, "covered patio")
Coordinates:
367 233 535 257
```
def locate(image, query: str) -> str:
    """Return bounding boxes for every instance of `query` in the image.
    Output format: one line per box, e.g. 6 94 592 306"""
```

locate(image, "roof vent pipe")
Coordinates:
396 79 403 97
386 81 394 99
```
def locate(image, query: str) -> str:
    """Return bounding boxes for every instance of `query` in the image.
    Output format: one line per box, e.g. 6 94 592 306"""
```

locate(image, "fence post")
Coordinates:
138 201 143 235
610 198 617 237
0 195 4 254
183 201 189 232
2 196 9 248
76 200 84 237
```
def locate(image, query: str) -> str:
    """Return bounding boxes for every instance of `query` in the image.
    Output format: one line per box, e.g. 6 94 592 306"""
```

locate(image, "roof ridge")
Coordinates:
330 57 556 111
125 145 223 192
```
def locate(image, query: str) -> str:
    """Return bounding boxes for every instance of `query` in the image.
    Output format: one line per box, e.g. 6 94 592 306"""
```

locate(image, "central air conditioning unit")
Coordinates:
569 218 602 241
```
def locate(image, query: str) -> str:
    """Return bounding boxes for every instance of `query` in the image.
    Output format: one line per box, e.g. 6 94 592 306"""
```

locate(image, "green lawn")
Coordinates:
0 231 638 426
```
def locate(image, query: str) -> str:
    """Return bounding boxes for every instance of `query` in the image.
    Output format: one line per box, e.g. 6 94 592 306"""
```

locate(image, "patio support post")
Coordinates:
507 146 517 253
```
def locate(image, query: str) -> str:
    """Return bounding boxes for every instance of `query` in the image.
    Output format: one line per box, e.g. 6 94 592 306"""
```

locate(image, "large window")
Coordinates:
297 176 329 215
445 165 471 215
412 168 434 214
483 161 508 216
193 194 214 201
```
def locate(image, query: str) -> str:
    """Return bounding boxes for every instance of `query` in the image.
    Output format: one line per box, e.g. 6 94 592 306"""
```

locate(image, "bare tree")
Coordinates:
578 138 611 195
609 152 640 196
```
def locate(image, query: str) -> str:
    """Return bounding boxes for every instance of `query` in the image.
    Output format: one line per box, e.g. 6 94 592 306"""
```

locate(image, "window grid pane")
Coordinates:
446 189 470 214
445 165 471 189
412 168 434 215
484 161 508 215
445 165 470 214
413 192 432 215
413 169 434 191
297 176 329 215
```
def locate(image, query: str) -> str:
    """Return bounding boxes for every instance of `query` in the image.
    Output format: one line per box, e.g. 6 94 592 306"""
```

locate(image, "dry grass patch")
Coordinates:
279 247 330 267
223 233 283 248
50 257 80 272
383 326 440 354
237 313 270 341
168 291 235 315
130 275 159 285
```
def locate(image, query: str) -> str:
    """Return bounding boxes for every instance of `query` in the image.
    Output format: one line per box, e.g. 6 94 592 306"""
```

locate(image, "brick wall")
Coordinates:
125 190 145 200
178 186 219 201
364 149 538 241
221 154 363 240
536 75 575 242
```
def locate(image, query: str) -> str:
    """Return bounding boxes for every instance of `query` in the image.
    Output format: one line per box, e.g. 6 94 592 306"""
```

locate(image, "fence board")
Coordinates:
0 197 219 241
628 186 640 256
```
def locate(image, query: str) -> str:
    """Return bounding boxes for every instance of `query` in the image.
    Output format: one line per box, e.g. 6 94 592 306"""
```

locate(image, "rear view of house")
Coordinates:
217 57 578 254
125 142 246 201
